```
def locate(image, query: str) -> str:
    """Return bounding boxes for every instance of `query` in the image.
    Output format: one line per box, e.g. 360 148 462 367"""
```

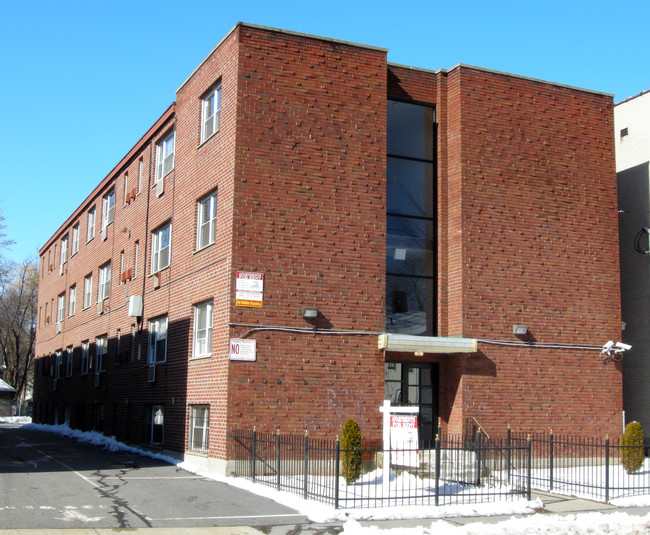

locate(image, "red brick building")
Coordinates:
34 23 622 473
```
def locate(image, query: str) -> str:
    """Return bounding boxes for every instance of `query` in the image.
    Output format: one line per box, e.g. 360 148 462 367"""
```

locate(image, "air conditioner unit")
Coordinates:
55 322 62 333
128 295 143 317
153 273 160 289
97 300 104 315
156 178 164 197
59 264 63 276
101 226 107 241
147 365 156 383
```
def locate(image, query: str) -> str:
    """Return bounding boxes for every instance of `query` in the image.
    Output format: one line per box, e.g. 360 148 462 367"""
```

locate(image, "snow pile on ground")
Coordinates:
342 512 650 534
0 416 31 424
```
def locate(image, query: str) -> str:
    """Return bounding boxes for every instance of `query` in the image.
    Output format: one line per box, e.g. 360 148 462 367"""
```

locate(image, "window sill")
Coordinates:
194 242 215 255
190 354 211 361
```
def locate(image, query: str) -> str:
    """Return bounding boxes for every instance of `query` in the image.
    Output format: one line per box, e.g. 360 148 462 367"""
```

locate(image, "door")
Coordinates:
385 362 439 447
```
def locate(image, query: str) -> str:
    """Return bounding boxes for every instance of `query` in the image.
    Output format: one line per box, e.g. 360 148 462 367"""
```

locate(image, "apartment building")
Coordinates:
615 89 650 439
34 23 622 473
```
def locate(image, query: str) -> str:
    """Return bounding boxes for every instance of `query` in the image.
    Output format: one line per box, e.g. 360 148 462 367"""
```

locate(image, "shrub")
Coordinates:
620 421 644 474
340 418 363 484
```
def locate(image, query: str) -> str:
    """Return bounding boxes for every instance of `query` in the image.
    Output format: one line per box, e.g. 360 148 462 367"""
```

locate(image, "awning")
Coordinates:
378 333 478 354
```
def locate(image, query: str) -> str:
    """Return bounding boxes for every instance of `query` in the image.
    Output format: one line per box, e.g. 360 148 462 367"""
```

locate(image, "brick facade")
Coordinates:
34 24 622 470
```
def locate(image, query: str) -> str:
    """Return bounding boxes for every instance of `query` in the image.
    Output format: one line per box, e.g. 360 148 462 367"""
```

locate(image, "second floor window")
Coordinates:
84 274 93 308
148 316 168 365
151 224 171 273
193 301 213 358
197 191 218 249
69 285 76 317
98 262 111 301
81 341 89 375
57 293 65 324
95 335 107 373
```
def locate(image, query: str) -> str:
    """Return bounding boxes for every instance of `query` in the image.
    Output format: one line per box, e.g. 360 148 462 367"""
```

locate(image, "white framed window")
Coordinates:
66 346 73 378
193 301 213 358
98 262 111 301
87 207 96 242
151 223 171 273
138 158 143 193
54 351 62 380
57 293 65 324
81 341 89 375
189 405 209 453
71 224 79 255
148 316 168 364
68 285 76 317
155 130 175 182
123 172 129 204
60 235 68 265
201 83 221 143
102 189 115 230
133 241 139 279
95 335 107 373
83 274 93 308
196 191 218 250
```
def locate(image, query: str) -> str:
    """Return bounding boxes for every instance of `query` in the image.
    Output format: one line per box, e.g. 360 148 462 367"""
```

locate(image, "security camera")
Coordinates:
615 342 632 351
602 341 614 351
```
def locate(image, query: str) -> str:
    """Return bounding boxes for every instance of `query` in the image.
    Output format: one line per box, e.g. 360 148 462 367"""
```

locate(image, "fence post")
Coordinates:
549 430 554 492
506 425 511 484
303 430 309 500
335 438 340 510
527 434 532 501
435 432 441 506
252 427 257 482
605 435 610 503
476 431 482 486
276 429 281 491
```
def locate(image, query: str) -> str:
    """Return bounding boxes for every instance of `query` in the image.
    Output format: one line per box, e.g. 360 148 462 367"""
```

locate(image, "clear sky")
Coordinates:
1 0 648 264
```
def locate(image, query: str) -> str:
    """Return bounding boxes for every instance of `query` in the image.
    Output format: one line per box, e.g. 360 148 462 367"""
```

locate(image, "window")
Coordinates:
102 189 115 230
123 172 129 204
68 285 76 317
151 224 171 273
133 241 139 279
197 191 218 249
120 251 125 285
71 224 79 255
189 405 209 453
54 351 62 380
146 405 164 445
138 158 143 193
193 301 213 358
81 341 89 375
98 262 111 301
148 316 167 364
60 235 68 266
83 274 93 308
57 293 65 325
95 335 107 373
155 130 175 182
201 83 221 142
87 207 96 241
66 347 73 378
621 127 629 138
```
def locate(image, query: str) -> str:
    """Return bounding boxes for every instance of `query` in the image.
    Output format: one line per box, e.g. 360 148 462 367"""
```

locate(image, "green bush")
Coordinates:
620 421 645 474
340 418 363 484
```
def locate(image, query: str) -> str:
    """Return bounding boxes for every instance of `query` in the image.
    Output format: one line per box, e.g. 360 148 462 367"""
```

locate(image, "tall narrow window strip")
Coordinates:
98 262 111 301
71 224 79 255
133 241 139 279
68 285 76 317
138 158 143 193
60 236 68 265
84 274 93 308
151 224 171 273
95 335 107 372
81 341 89 375
57 293 65 324
66 347 73 378
193 301 213 358
102 190 115 229
155 131 175 181
201 84 221 142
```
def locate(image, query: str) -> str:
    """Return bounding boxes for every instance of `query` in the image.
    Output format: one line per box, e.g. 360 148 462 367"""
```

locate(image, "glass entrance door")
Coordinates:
384 362 439 447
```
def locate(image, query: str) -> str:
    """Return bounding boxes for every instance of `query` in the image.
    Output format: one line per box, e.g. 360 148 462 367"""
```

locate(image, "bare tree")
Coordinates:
0 260 38 409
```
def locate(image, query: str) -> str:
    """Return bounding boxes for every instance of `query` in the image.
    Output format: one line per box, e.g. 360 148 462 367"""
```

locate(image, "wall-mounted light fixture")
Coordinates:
513 325 528 337
301 307 319 320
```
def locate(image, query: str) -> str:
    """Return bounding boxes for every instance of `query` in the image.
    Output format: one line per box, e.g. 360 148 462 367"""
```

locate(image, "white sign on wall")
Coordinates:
235 271 264 307
229 338 257 361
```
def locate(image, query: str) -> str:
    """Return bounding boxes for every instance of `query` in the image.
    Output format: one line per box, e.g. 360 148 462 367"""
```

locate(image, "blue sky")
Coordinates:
1 0 648 264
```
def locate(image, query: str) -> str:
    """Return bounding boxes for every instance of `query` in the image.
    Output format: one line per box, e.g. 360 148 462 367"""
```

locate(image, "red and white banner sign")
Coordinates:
235 271 264 307
390 414 419 467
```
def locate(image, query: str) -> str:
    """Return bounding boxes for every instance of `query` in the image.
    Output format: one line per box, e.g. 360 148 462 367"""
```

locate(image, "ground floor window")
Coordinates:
189 405 209 453
146 405 164 445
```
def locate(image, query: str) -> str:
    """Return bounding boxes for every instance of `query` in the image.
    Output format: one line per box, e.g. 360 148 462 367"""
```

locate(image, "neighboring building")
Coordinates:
34 23 622 473
615 89 650 439
0 379 16 417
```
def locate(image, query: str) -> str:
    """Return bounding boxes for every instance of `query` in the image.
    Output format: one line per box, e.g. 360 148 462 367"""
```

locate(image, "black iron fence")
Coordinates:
509 430 650 502
228 429 532 509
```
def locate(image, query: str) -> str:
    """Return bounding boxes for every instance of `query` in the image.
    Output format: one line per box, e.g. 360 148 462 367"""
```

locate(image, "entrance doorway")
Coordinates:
385 361 439 446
